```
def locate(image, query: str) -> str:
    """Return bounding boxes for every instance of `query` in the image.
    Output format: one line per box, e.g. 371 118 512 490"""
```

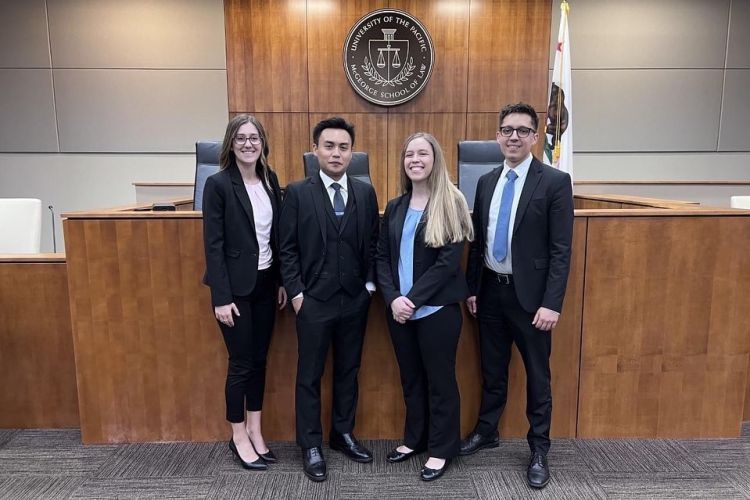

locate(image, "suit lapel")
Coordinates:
390 194 410 263
229 165 256 234
481 168 503 240
308 175 328 244
513 158 543 235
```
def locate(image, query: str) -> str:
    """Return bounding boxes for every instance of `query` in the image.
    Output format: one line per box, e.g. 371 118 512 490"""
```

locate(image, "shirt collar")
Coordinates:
319 169 348 191
502 154 532 181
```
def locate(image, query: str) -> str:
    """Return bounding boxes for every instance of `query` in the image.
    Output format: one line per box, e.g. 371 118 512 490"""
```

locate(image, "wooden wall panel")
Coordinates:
467 0 551 111
578 217 750 438
306 0 388 113
309 112 389 207
386 113 467 199
389 0 470 113
225 0 309 112
0 262 79 428
253 112 310 187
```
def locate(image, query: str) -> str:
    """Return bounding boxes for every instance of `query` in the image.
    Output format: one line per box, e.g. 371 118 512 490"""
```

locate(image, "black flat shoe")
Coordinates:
250 441 278 463
386 446 424 463
228 439 267 470
420 458 450 482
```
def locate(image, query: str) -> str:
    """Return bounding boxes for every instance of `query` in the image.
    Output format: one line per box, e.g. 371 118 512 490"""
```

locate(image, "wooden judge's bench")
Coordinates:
1 194 749 444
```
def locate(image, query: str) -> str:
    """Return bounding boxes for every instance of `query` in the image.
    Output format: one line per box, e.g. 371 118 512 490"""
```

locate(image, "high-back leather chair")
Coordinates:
0 198 42 253
193 141 222 211
303 152 372 186
457 140 504 210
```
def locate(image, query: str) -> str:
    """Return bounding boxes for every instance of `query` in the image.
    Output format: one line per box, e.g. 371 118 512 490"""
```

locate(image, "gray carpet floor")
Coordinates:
0 425 748 499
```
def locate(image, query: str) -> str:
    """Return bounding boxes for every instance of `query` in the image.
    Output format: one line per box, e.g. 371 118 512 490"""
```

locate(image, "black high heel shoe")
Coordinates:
228 439 267 470
250 440 278 463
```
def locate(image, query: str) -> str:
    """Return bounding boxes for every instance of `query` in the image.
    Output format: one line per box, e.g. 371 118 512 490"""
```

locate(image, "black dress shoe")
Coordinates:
228 439 267 470
250 441 278 463
527 451 550 489
329 433 373 463
459 430 499 456
302 447 327 482
420 458 450 482
385 446 425 463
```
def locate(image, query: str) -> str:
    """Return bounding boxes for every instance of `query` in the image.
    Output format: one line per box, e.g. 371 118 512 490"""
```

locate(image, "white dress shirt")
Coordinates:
484 154 533 274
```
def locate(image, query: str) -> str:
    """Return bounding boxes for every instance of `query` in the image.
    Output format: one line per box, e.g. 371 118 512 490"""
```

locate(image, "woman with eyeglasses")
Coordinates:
202 114 287 470
375 132 473 481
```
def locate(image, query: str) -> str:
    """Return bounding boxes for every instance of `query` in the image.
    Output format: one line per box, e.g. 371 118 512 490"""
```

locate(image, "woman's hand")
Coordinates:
277 286 288 310
214 303 239 327
390 296 415 324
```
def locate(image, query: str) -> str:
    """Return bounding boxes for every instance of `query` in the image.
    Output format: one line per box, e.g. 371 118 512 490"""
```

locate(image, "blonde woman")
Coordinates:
375 132 473 481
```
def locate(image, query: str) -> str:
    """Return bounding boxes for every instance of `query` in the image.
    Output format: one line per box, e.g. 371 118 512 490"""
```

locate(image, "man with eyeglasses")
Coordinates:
280 117 379 482
460 102 574 489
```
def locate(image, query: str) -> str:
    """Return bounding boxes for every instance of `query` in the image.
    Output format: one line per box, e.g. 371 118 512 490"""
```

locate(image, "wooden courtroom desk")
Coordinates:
0 253 79 428
58 196 750 443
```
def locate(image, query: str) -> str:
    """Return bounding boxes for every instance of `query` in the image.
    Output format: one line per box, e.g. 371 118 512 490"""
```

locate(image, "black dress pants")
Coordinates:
387 304 462 459
217 268 276 423
295 288 370 448
475 271 552 454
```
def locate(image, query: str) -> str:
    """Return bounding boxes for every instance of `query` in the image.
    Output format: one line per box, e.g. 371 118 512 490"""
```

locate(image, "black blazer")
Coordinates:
279 174 379 298
467 157 574 314
202 164 282 307
375 193 469 310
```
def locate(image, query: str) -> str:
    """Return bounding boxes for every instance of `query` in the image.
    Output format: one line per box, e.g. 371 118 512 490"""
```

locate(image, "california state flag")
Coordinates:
544 0 573 178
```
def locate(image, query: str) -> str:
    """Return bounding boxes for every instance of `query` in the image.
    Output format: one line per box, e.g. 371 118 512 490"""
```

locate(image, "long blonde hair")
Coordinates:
399 133 474 247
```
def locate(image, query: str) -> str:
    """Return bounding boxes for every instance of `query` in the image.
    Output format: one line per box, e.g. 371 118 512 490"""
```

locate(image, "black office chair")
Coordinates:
303 152 372 185
457 141 504 210
193 141 222 211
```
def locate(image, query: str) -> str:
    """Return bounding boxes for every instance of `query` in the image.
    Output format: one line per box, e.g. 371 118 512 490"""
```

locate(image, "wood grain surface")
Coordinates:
0 262 79 428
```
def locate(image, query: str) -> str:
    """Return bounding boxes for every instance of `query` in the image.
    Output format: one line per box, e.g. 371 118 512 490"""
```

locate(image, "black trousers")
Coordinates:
387 304 462 459
217 268 276 423
475 271 552 454
295 288 371 448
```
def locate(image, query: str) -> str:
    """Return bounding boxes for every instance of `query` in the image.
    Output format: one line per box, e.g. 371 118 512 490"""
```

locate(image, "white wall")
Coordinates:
0 0 228 251
550 0 750 201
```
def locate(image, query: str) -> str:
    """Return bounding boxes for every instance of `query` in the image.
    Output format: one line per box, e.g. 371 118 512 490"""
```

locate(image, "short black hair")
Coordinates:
499 102 539 131
312 117 355 146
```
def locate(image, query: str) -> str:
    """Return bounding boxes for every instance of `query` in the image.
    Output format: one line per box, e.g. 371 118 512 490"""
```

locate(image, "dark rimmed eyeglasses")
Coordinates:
234 135 262 145
499 126 535 138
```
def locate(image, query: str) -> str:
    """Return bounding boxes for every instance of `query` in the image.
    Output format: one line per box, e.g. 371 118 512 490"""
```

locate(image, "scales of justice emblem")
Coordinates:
363 29 415 87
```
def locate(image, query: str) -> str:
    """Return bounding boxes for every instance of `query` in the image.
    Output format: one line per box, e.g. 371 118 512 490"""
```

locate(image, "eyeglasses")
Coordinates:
234 135 262 145
499 126 535 138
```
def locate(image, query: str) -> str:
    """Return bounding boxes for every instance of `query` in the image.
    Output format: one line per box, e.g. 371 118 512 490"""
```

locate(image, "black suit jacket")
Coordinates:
467 157 574 314
279 174 379 299
202 165 282 307
375 193 469 310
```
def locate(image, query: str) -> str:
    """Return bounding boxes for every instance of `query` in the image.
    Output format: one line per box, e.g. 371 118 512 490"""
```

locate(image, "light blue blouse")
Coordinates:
398 208 443 320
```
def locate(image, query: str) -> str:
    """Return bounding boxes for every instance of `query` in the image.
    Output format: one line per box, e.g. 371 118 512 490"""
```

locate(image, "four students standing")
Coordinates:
202 104 574 488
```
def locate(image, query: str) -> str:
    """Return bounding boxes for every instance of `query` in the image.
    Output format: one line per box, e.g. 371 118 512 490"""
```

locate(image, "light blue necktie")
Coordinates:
492 170 518 262
331 182 345 219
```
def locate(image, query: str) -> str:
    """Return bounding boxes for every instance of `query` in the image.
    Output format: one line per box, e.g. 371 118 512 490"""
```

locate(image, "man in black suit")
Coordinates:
460 103 574 489
280 117 379 482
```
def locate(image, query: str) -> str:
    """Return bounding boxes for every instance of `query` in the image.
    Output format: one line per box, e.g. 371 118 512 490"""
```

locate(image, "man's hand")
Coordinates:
466 296 477 317
532 307 560 331
391 296 415 324
214 303 240 327
292 295 304 314
277 287 288 310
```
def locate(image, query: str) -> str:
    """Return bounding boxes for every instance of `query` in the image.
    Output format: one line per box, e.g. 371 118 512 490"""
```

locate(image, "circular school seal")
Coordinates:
343 9 435 106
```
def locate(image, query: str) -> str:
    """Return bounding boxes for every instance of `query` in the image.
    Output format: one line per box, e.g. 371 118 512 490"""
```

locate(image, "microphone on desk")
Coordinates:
48 205 57 253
